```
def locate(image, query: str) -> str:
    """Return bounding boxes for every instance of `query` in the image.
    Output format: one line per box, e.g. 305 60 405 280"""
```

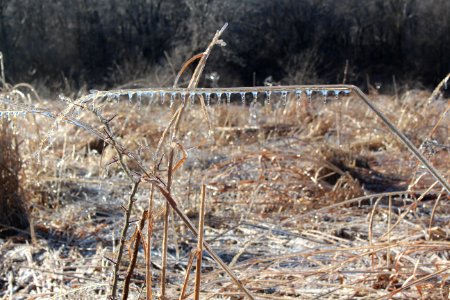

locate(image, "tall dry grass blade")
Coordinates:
110 181 140 299
428 72 450 102
0 52 4 90
173 53 204 88
145 178 255 299
160 149 175 299
173 23 228 138
179 251 196 300
428 188 445 239
146 185 155 300
352 86 450 194
387 194 392 269
194 185 207 300
122 210 147 300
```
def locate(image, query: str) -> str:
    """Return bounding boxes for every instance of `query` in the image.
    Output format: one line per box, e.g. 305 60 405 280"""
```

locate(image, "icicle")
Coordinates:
281 91 288 105
226 92 231 105
333 90 341 101
252 91 258 103
137 92 142 107
216 92 223 105
0 111 3 118
265 91 271 105
105 92 113 102
190 92 196 105
321 90 328 103
148 92 155 104
170 92 176 108
160 92 165 104
248 102 259 126
205 92 211 106
181 92 186 106
343 89 351 95
128 92 133 103
240 92 246 105
296 90 302 105
306 90 313 103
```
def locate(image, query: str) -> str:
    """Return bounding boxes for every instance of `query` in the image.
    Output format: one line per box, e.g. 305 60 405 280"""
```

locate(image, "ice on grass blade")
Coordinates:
0 110 29 120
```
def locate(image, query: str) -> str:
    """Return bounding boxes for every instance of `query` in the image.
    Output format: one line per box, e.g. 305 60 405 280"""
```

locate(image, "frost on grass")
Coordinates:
0 87 449 299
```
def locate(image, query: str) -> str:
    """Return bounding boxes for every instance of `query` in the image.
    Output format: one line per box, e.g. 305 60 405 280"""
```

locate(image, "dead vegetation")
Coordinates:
0 120 29 237
0 34 449 300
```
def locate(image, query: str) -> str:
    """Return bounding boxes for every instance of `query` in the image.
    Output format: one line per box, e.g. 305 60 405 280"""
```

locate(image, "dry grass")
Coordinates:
0 119 29 237
0 46 449 300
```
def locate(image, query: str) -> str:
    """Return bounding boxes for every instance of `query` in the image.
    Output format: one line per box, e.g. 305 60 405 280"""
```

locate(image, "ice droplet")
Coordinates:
240 92 246 105
296 90 302 105
281 91 288 105
226 92 231 105
265 91 271 105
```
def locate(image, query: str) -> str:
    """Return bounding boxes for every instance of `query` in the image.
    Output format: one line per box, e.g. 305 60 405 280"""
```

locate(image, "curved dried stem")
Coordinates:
173 53 204 88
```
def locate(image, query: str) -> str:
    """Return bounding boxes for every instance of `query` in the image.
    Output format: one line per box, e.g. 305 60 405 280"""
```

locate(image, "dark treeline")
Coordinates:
0 0 449 91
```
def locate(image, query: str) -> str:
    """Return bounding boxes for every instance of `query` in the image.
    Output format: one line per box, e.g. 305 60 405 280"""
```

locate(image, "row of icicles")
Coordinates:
84 88 352 108
0 88 352 119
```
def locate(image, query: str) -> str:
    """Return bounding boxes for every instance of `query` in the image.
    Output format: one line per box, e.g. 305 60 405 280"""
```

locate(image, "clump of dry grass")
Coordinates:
0 120 29 237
